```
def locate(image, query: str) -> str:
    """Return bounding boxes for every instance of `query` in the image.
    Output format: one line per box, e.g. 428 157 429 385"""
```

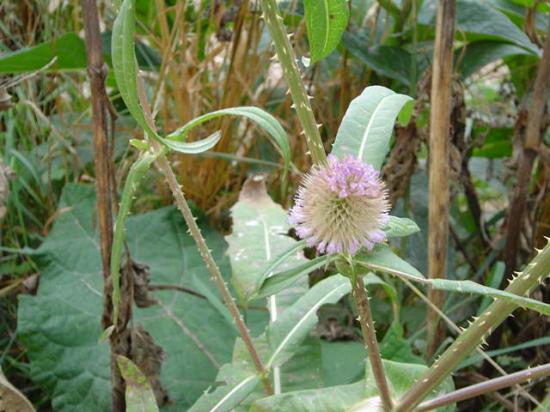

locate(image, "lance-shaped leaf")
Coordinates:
167 107 291 177
304 0 349 63
17 185 237 411
116 356 159 412
267 275 351 368
357 246 550 316
112 0 158 140
255 255 334 299
331 86 412 170
227 177 306 305
113 0 280 160
383 216 420 238
189 364 260 412
355 244 424 280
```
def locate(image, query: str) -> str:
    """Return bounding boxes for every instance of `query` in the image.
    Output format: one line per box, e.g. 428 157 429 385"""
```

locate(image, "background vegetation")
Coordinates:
0 0 549 410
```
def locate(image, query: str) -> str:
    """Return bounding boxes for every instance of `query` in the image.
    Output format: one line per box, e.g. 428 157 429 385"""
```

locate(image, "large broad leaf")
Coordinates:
250 359 454 411
17 185 237 411
304 0 349 63
342 33 413 86
458 41 531 79
0 33 87 73
267 275 351 367
227 177 306 304
116 356 159 412
419 0 539 54
188 364 260 412
331 86 413 170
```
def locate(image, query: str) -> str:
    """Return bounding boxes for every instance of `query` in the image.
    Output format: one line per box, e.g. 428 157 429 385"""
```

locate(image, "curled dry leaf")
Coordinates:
0 368 35 412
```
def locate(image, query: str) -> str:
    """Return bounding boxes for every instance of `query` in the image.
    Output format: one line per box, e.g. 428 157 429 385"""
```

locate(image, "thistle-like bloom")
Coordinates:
289 155 390 255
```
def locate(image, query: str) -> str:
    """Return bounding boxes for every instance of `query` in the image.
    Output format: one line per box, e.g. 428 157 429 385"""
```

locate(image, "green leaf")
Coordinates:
226 176 307 304
358 246 549 315
0 33 87 73
267 275 351 367
331 86 413 170
354 244 425 280
383 216 420 238
342 33 413 86
162 131 222 154
250 359 454 411
167 107 291 176
428 278 550 316
112 0 159 140
457 336 550 369
116 356 159 412
304 0 350 63
255 255 334 299
18 185 237 411
380 323 424 364
419 0 539 54
112 0 228 156
188 365 260 412
458 41 531 79
250 380 366 411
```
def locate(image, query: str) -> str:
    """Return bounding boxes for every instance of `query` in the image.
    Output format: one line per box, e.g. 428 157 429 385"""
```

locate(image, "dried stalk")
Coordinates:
426 0 456 357
80 0 126 409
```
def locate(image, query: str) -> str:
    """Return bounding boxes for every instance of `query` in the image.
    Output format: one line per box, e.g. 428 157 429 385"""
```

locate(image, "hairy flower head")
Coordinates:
289 155 390 255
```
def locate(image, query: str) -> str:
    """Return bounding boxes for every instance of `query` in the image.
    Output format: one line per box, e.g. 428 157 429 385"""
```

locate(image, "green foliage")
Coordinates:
267 275 351 367
187 364 260 412
250 359 454 411
331 86 413 169
304 0 349 63
419 0 539 53
0 33 86 73
116 356 159 412
226 178 305 303
17 185 237 411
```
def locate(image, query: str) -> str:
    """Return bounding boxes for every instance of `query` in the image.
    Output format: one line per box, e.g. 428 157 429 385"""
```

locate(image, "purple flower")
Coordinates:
289 155 390 255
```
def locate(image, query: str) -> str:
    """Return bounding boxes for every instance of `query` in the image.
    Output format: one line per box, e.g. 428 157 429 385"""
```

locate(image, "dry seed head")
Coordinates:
289 155 390 255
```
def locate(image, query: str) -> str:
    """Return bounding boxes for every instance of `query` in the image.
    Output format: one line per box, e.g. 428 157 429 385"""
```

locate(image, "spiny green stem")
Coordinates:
351 275 393 411
394 240 550 412
259 0 327 166
416 362 550 411
110 148 159 327
152 141 273 395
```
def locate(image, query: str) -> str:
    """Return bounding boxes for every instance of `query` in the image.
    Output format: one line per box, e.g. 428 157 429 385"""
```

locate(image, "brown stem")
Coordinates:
504 18 550 274
426 0 456 358
351 276 393 411
80 1 127 410
416 363 550 411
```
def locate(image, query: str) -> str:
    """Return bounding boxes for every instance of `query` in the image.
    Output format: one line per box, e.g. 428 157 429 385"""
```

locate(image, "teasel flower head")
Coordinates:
289 155 390 255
